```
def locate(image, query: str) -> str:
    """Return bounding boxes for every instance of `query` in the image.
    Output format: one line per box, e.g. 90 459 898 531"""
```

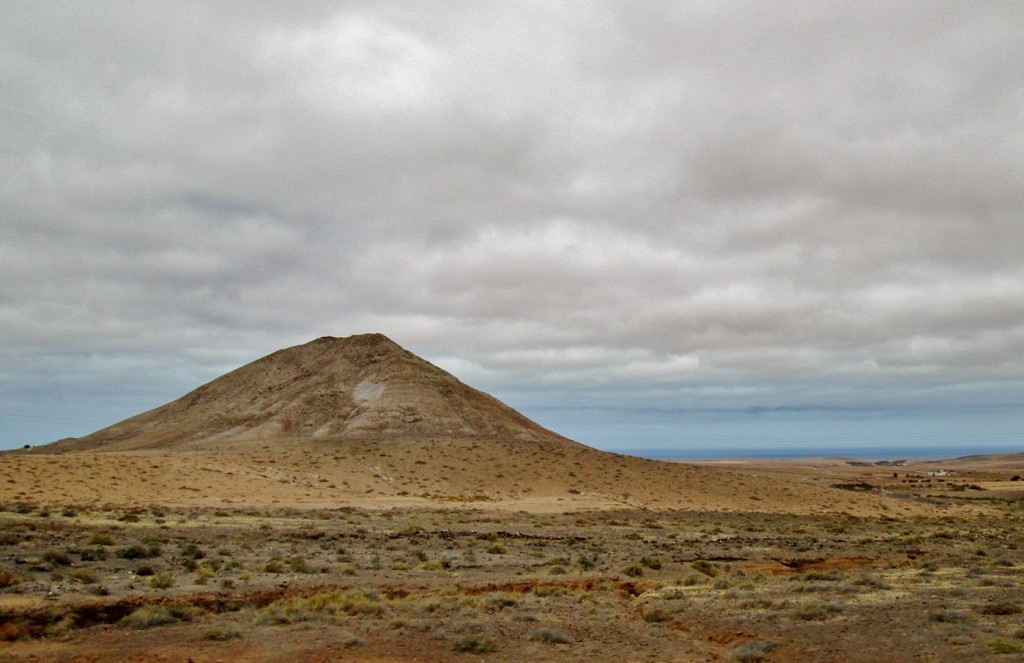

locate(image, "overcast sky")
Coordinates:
2 2 1023 456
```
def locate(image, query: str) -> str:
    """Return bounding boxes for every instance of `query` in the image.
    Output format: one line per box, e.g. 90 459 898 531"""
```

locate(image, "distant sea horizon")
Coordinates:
604 441 1024 462
548 410 1024 463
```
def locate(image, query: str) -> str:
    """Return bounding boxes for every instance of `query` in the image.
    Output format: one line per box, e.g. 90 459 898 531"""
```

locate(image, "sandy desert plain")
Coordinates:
2 335 1024 662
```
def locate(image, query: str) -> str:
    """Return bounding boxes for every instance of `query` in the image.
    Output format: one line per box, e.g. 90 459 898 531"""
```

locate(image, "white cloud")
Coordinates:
2 2 1023 450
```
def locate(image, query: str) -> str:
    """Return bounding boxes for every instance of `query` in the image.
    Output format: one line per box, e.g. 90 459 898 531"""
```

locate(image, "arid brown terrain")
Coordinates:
2 334 1022 662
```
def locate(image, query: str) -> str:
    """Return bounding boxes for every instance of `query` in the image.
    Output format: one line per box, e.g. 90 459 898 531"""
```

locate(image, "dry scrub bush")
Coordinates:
42 550 72 566
639 604 672 623
527 626 573 644
254 589 385 625
342 632 364 648
790 600 842 621
482 592 517 611
86 532 114 546
204 624 242 641
123 606 177 629
148 571 174 589
0 569 23 588
990 639 1024 654
639 556 662 570
979 601 1021 615
122 605 201 629
0 621 32 642
452 636 497 653
621 563 644 577
732 639 778 662
690 560 718 577
117 544 156 560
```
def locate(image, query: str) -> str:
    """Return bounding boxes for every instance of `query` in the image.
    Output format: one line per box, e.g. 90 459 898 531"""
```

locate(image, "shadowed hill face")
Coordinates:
54 334 564 452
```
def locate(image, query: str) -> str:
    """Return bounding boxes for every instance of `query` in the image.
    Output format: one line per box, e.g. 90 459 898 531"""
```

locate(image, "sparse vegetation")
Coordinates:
3 451 1024 662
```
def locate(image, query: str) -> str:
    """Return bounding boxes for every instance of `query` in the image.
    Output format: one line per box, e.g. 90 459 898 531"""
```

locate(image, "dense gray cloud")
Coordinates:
2 2 1023 453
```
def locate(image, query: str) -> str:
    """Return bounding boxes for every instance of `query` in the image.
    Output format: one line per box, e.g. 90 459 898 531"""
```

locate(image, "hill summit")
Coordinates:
58 333 566 452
